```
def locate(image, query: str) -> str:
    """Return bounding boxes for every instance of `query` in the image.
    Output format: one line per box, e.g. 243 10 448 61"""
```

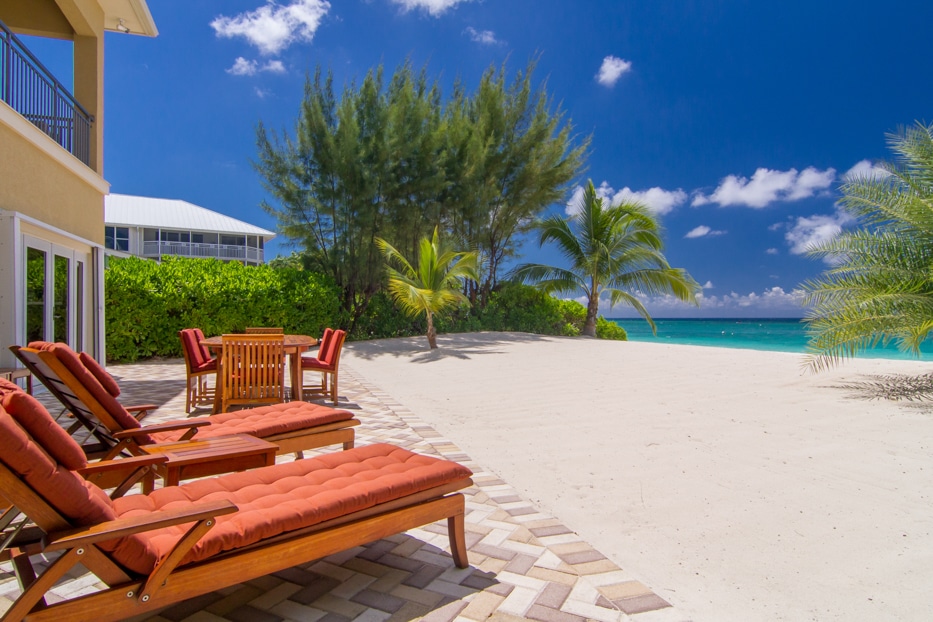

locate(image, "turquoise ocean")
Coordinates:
609 318 931 361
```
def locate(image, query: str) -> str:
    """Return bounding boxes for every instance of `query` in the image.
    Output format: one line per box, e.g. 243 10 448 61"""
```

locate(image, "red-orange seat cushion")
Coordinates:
0 387 86 470
112 443 472 572
300 356 335 372
147 401 354 443
79 352 121 397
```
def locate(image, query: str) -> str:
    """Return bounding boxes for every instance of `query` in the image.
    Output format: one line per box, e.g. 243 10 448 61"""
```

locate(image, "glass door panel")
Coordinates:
26 247 47 343
54 254 71 342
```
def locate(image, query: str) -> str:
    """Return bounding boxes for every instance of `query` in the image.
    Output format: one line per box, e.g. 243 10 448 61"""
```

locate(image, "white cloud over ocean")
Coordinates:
391 0 474 16
212 0 330 56
843 159 892 181
692 166 836 208
596 56 632 87
784 209 853 256
566 181 687 216
587 286 805 318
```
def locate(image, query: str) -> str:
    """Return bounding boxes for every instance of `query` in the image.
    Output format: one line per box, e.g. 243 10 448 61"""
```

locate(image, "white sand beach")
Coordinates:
343 332 933 622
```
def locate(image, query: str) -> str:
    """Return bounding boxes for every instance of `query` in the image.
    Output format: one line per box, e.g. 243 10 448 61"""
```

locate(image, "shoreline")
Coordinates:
343 332 933 622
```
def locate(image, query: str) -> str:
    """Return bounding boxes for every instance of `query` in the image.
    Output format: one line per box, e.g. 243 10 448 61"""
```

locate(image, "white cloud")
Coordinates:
702 281 714 289
390 0 473 16
566 181 687 216
585 286 805 318
784 209 854 256
595 56 632 87
766 247 779 255
211 0 330 56
684 225 726 239
692 166 836 208
843 159 892 181
255 87 272 99
464 27 500 45
225 57 287 76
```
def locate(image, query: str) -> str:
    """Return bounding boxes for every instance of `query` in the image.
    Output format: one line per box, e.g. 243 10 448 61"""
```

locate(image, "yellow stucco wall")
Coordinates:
0 120 105 244
0 0 73 38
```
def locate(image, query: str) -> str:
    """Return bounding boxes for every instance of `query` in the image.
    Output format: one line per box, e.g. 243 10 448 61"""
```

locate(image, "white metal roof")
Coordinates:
105 194 275 240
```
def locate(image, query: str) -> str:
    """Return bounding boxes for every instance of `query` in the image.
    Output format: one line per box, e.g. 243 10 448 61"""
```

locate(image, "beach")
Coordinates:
343 332 933 622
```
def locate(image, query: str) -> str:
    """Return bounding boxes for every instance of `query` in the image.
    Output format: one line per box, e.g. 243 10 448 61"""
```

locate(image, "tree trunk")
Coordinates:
426 312 438 349
583 293 599 338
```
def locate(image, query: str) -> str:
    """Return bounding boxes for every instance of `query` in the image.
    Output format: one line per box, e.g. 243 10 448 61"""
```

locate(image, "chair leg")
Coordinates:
185 378 193 413
330 371 338 404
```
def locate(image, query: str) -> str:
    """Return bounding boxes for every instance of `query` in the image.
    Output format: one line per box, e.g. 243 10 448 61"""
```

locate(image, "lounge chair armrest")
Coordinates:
113 419 211 439
44 499 238 552
78 453 168 477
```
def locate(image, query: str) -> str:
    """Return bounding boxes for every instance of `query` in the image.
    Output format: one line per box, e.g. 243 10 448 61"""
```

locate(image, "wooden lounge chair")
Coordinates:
10 342 361 462
0 380 472 622
301 328 346 404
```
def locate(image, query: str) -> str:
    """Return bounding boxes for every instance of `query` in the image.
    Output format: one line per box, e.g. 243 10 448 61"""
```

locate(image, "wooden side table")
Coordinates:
0 368 32 394
140 434 279 487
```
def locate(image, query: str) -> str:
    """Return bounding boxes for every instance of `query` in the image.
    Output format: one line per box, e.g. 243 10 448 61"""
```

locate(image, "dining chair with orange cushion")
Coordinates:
300 328 346 404
179 328 217 413
219 334 286 413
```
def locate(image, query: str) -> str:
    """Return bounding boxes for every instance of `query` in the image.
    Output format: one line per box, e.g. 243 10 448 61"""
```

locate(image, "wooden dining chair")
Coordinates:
220 334 286 412
300 329 346 404
245 327 284 334
179 328 217 412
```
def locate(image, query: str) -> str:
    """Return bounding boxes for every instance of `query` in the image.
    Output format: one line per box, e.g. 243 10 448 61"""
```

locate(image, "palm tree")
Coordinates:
376 228 479 349
803 122 933 370
513 180 699 337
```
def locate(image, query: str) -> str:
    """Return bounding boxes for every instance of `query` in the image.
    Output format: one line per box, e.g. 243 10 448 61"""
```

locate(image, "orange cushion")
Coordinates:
148 401 354 443
79 352 121 397
29 342 144 435
1 389 86 470
0 402 157 570
300 356 335 372
112 443 472 572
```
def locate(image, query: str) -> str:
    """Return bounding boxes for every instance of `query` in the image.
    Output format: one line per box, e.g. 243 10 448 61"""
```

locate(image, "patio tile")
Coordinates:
14 360 684 622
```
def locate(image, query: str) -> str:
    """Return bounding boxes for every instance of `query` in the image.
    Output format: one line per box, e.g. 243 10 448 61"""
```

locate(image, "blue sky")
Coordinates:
27 0 933 317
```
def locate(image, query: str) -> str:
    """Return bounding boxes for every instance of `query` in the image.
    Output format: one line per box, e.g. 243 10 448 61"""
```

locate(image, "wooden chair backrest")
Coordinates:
244 327 284 334
220 334 286 410
9 345 124 451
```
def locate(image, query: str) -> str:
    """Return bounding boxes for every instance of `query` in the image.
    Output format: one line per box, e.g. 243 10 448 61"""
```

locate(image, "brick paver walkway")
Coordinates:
1 359 689 622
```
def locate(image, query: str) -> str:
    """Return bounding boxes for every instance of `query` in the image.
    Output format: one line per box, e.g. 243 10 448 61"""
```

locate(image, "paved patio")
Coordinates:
1 359 688 622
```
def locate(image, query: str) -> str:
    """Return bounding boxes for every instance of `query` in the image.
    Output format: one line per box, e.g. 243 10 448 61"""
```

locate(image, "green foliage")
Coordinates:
105 257 341 362
376 228 479 348
255 59 587 329
596 317 628 341
803 122 933 370
477 283 584 336
513 179 700 337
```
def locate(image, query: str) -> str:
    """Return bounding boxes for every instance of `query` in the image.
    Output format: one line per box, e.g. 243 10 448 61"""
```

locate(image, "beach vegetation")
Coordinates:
254 60 585 332
803 121 933 370
376 228 480 349
104 256 340 362
513 180 700 337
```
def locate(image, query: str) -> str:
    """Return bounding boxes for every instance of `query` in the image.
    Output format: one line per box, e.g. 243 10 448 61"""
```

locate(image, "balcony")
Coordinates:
0 19 92 166
142 241 265 264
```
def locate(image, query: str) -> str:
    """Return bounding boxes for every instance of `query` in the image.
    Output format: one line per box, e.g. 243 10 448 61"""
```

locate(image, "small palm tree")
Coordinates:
376 228 479 349
803 122 933 370
513 180 699 337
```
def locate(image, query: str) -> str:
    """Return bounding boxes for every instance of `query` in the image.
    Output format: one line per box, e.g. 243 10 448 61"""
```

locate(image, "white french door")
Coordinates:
23 235 89 351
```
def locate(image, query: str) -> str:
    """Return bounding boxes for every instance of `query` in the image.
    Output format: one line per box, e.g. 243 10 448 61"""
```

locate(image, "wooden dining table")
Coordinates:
200 334 319 411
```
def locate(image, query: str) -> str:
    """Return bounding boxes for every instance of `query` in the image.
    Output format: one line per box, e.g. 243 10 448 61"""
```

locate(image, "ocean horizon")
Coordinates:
609 317 931 362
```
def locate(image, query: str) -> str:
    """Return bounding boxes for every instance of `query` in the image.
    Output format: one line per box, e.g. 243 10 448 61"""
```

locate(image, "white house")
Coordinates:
104 194 275 266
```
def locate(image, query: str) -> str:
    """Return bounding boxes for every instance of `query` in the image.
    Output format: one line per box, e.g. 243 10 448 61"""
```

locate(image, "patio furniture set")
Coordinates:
0 331 473 622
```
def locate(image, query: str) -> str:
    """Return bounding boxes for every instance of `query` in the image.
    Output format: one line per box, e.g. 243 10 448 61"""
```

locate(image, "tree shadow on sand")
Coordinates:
833 372 933 408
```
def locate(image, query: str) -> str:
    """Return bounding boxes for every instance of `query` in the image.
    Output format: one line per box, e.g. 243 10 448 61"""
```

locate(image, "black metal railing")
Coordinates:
0 19 93 167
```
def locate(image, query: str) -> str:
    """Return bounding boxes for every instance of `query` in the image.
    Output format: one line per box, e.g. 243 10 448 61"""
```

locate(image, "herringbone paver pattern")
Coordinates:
0 358 689 621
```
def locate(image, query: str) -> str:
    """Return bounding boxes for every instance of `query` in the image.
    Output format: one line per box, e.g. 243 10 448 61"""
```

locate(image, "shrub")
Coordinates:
596 317 628 340
105 256 341 362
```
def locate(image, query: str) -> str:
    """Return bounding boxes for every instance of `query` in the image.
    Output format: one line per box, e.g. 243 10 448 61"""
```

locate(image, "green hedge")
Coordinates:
105 256 341 362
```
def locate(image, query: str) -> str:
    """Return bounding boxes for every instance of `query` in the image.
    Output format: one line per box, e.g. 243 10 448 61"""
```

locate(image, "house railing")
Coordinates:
0 19 93 166
142 241 264 264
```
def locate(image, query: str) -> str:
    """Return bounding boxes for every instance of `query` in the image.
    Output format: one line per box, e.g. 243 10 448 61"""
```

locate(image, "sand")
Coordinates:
342 332 933 622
